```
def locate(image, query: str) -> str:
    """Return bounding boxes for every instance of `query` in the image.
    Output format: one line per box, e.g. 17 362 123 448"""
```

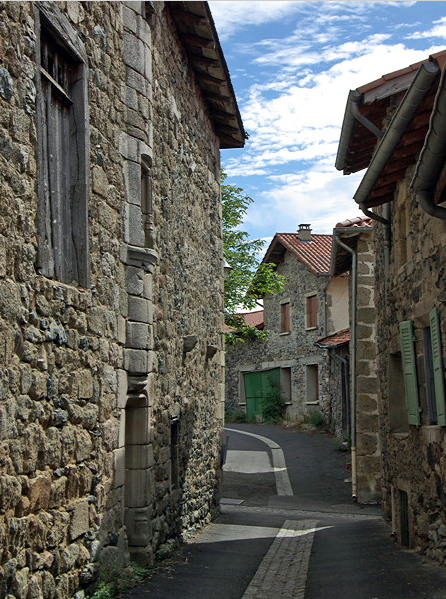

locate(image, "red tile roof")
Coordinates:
224 310 264 332
239 310 264 329
315 328 350 349
264 233 333 274
335 216 373 228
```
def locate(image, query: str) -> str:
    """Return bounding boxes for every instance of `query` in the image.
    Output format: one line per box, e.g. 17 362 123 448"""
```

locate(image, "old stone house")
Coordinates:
0 1 244 597
225 224 350 429
336 50 446 560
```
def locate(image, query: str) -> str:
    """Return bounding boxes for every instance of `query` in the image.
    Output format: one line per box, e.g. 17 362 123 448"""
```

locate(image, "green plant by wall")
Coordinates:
304 409 327 430
225 407 248 423
86 564 153 599
261 377 286 423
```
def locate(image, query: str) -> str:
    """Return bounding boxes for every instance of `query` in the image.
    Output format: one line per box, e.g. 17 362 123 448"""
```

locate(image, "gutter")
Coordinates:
333 234 357 500
411 65 446 220
353 62 439 212
335 91 383 172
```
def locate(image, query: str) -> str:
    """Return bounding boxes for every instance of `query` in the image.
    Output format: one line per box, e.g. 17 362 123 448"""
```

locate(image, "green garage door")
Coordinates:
244 368 280 421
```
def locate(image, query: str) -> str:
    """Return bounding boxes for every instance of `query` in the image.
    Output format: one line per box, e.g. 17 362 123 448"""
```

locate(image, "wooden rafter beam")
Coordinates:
182 33 216 50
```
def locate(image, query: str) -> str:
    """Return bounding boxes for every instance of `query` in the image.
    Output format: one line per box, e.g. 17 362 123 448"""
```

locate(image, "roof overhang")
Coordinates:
168 1 246 149
315 328 350 349
336 51 446 176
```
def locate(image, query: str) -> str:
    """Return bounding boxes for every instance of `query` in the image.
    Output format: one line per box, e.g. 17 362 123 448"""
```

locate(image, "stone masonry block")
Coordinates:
125 506 153 546
125 405 150 444
126 66 147 95
117 369 128 409
126 444 154 469
128 296 151 323
113 447 126 488
69 499 89 541
123 159 141 205
123 32 145 75
124 348 148 374
124 203 144 246
126 266 144 296
122 5 138 32
125 469 152 507
126 321 149 349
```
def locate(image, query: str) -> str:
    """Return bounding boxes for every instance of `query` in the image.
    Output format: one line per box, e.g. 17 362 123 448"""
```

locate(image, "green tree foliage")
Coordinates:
222 173 285 344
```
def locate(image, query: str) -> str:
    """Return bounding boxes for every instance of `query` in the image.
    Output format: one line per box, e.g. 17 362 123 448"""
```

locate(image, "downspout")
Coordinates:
333 234 357 500
411 65 446 221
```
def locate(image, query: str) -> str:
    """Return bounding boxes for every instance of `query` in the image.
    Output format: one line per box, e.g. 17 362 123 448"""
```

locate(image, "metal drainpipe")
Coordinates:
333 234 357 500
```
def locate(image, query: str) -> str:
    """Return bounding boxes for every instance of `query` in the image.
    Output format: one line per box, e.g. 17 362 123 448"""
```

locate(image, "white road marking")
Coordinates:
225 428 294 496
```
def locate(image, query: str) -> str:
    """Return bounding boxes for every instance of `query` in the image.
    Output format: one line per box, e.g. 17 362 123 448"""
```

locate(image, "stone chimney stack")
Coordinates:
297 223 312 241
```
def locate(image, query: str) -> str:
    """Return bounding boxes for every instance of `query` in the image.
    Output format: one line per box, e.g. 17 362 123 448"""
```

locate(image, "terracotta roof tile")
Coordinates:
224 310 264 332
315 328 350 349
270 233 333 274
335 216 373 228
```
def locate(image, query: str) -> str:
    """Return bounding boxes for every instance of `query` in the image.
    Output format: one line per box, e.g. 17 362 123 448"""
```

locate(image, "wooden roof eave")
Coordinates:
168 1 246 149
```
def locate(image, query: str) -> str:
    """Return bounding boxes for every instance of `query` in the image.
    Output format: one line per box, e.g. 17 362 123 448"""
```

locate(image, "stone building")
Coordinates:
336 50 446 559
0 1 244 596
225 224 350 428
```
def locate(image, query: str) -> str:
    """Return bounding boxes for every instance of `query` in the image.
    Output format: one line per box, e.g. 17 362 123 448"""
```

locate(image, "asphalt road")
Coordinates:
121 423 446 599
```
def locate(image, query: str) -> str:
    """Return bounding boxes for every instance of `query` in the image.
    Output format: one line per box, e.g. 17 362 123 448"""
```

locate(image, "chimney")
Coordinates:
297 223 312 241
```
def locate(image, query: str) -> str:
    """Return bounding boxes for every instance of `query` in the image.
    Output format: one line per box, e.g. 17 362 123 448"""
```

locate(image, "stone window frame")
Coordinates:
34 4 90 287
279 299 291 335
305 292 318 330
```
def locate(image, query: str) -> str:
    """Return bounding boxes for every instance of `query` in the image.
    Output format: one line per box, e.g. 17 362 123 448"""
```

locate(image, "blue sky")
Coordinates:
209 1 446 242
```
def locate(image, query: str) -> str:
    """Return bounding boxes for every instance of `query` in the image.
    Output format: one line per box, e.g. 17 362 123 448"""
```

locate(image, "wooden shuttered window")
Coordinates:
398 320 420 425
36 14 89 287
281 302 291 333
429 307 446 426
306 294 318 328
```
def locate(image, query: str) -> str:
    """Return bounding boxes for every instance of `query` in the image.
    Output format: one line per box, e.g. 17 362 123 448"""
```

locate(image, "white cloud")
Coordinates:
209 1 303 40
407 16 446 39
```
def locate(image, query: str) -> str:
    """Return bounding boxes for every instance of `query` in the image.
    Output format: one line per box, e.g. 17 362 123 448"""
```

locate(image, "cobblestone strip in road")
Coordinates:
241 519 318 599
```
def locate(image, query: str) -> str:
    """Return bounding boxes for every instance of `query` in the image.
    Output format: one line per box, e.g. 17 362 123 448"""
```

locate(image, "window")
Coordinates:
36 12 89 286
398 320 420 425
141 156 154 248
306 294 318 329
280 302 291 333
306 364 319 403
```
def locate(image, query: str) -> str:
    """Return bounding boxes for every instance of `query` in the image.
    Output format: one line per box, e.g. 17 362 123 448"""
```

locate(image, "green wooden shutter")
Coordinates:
244 372 263 420
429 307 446 426
399 320 420 425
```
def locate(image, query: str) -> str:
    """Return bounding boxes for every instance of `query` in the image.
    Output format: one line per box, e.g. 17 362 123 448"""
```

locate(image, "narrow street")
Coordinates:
123 424 446 599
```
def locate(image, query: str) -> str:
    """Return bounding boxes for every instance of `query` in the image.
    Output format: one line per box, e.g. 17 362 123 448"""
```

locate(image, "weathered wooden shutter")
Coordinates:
281 303 291 333
399 320 420 425
429 307 446 426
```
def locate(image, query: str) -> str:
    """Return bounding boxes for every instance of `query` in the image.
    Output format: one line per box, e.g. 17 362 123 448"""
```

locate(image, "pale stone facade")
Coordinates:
331 226 380 503
0 1 242 596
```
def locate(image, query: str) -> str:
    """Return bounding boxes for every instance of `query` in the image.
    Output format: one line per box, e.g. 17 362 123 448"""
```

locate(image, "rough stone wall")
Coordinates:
0 2 224 597
354 231 381 503
375 175 446 561
225 251 332 422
